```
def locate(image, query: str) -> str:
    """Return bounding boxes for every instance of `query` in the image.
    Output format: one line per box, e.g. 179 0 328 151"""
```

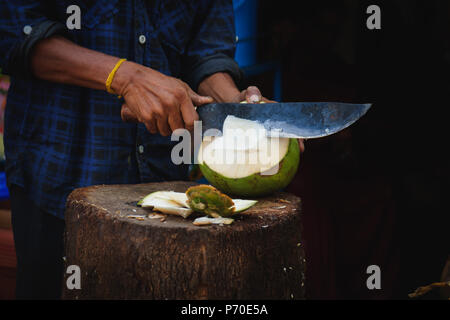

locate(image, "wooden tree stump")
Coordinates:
63 181 305 300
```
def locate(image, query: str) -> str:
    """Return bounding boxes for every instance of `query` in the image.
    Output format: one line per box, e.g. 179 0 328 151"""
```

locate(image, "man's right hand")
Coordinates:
113 60 213 136
29 37 212 137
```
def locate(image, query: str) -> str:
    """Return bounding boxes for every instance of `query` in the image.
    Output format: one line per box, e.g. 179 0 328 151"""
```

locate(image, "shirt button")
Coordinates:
138 145 144 154
23 25 33 35
138 35 146 45
235 35 239 43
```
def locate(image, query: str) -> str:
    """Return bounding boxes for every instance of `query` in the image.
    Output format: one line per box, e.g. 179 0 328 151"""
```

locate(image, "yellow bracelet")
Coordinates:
106 58 126 97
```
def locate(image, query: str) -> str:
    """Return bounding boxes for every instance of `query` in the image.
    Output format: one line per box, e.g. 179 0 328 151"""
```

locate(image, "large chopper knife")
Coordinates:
196 102 372 138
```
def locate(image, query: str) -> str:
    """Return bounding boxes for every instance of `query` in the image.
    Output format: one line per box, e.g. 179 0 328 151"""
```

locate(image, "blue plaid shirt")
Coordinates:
0 0 239 218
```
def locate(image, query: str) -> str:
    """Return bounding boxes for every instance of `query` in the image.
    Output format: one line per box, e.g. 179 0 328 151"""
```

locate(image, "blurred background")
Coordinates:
0 69 13 299
234 0 449 299
0 0 449 299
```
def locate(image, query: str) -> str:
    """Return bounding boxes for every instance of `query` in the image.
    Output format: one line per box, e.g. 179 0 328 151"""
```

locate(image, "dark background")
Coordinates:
242 0 449 299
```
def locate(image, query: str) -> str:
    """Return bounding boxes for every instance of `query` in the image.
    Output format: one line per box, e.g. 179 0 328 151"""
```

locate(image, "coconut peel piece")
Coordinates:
233 199 258 213
147 213 166 219
186 185 235 218
149 204 192 219
138 189 257 219
158 190 257 214
152 191 189 208
193 216 234 226
138 191 192 218
126 215 146 221
137 191 167 206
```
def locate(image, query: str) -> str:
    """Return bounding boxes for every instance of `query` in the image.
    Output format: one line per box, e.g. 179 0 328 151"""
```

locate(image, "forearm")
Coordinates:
198 72 270 104
197 72 241 103
30 36 123 92
29 35 214 136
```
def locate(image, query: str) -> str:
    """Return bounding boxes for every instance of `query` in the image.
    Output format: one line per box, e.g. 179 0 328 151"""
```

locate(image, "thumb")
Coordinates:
298 139 305 153
245 86 262 103
188 89 213 106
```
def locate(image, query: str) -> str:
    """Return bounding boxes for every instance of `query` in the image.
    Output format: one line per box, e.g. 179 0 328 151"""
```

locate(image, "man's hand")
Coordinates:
232 85 276 104
30 36 213 136
198 73 304 152
115 61 213 136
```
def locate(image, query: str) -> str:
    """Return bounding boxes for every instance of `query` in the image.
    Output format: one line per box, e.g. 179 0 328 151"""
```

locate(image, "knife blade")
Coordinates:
197 102 372 139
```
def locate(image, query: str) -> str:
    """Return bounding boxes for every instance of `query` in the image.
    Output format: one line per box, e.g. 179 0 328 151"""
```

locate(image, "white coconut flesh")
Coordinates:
139 191 257 217
198 116 290 179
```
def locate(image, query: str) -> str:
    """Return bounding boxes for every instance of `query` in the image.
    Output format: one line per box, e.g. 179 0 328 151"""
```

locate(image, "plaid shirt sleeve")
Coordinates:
0 2 55 75
181 0 243 90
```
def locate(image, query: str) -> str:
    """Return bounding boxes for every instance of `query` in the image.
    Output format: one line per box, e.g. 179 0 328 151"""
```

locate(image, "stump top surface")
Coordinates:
67 181 301 231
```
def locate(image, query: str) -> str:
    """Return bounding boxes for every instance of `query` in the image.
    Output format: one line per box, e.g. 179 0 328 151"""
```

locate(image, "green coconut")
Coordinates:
197 116 300 197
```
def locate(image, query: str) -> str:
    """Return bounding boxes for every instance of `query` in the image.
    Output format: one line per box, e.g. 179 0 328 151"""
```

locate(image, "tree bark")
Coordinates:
63 181 305 300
